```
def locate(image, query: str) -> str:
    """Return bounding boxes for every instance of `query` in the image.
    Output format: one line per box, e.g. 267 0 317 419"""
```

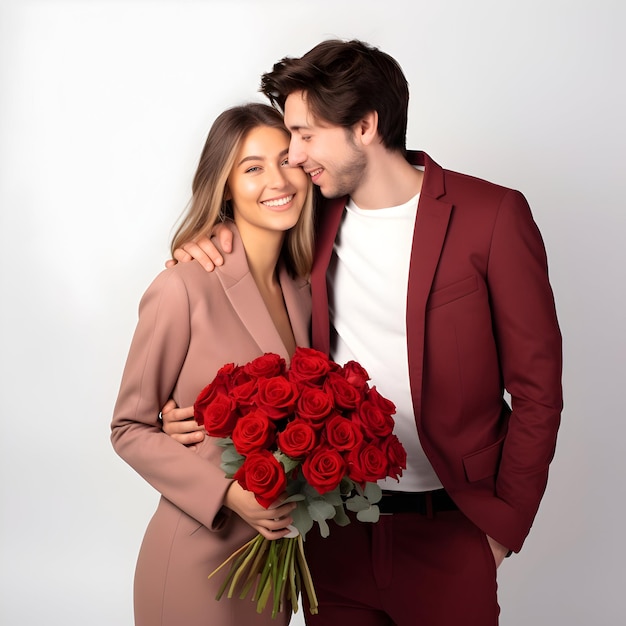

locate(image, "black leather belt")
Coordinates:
378 489 458 515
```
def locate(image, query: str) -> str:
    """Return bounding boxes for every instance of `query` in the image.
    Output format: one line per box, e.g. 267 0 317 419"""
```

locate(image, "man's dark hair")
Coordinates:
260 39 409 153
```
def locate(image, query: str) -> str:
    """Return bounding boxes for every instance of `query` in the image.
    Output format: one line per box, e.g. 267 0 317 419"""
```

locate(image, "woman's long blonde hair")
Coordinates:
171 103 314 277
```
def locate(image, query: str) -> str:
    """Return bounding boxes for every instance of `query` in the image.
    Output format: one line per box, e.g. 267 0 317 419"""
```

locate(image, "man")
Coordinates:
164 39 562 625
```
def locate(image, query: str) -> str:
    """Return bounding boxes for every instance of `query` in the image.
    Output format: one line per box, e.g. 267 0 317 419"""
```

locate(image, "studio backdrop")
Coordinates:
0 1 624 624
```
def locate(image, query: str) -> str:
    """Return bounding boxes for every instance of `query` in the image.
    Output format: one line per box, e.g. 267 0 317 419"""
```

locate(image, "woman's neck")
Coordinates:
235 223 296 356
235 222 284 291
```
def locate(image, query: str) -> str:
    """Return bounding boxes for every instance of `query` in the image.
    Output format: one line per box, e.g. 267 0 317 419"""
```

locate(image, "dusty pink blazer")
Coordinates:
111 224 310 626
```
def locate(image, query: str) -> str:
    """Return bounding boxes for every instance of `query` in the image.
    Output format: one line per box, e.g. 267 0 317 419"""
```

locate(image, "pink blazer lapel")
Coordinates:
215 224 311 362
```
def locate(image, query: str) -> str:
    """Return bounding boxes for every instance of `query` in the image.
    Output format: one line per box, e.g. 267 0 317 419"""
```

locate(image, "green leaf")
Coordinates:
356 504 381 524
291 502 314 536
339 476 355 495
345 494 369 512
321 487 343 507
274 451 300 474
307 498 336 522
215 436 234 448
363 482 383 504
220 460 242 477
282 493 306 504
333 504 351 527
221 446 245 464
303 482 323 499
317 518 330 538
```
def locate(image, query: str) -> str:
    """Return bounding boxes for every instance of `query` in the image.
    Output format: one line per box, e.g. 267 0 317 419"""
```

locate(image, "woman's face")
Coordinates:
227 125 309 236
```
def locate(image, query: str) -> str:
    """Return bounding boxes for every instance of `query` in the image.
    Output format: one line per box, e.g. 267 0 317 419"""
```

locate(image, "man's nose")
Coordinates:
288 140 305 167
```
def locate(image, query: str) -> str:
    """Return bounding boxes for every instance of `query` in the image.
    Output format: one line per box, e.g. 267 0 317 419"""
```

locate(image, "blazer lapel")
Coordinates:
215 225 292 362
279 266 311 351
406 152 453 424
310 196 347 354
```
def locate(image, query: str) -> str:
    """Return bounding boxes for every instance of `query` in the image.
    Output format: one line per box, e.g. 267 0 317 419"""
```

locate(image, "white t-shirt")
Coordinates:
327 192 443 492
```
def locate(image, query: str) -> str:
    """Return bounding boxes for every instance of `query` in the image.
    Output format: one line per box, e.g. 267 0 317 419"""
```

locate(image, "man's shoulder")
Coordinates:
409 149 523 205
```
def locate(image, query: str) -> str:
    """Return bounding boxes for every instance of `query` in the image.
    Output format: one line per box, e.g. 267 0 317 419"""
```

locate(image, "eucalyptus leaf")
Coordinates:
274 451 300 474
215 437 234 448
282 493 306 504
339 477 355 495
345 494 369 512
322 487 343 507
303 482 324 499
333 504 351 527
356 504 380 523
307 499 336 522
221 447 245 464
291 502 314 536
220 461 242 477
363 482 383 504
317 518 330 538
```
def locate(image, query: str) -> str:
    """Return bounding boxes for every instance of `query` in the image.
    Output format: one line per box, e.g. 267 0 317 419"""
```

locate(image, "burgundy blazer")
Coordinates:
310 151 562 553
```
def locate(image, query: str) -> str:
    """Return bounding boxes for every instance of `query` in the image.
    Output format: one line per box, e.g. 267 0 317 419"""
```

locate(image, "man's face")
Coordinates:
283 91 366 199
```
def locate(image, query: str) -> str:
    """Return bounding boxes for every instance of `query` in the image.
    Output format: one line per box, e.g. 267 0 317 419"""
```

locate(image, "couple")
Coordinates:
112 39 562 626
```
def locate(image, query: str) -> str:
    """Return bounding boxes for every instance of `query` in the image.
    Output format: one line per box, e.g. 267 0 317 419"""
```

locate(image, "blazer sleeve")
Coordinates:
487 190 563 550
110 268 233 531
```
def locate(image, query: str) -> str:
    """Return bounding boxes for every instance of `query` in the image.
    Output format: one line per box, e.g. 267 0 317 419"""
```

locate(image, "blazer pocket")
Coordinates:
427 275 478 311
463 437 505 482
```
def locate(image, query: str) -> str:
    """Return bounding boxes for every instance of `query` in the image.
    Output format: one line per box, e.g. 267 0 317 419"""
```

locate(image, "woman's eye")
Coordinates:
245 166 261 173
281 158 290 167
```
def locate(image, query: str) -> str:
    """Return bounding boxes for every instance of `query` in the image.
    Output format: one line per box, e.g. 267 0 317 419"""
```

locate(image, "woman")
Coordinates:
111 103 314 626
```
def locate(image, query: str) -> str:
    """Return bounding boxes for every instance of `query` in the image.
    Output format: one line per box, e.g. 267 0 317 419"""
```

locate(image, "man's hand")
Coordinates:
486 535 509 568
160 399 205 448
224 482 297 540
165 224 235 271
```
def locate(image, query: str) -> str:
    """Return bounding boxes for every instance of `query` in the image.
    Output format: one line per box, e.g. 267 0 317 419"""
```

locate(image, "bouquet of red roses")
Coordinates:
194 347 406 619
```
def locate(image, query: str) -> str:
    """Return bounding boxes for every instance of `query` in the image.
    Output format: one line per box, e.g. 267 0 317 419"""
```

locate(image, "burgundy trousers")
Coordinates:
303 509 499 626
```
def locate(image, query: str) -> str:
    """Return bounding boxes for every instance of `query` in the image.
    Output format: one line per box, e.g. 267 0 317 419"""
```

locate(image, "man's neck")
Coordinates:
350 147 423 210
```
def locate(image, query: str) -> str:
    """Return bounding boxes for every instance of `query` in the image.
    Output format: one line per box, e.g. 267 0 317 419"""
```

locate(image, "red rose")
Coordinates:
230 379 258 410
194 391 238 437
288 347 331 387
302 446 347 495
323 371 362 410
277 419 318 459
381 434 407 481
256 376 299 419
355 400 394 440
233 450 286 509
296 387 334 429
211 363 240 392
231 410 276 455
342 360 370 391
366 385 396 416
346 442 389 485
324 415 363 452
243 353 286 379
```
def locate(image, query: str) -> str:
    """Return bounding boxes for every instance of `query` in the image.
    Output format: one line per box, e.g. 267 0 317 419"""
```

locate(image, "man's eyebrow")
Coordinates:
287 124 311 132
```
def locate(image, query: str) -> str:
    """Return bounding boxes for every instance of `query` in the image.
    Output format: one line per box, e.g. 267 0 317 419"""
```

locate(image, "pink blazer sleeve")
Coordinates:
110 269 233 531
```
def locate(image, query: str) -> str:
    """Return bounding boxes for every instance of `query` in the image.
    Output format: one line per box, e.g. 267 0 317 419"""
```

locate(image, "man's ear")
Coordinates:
354 110 379 146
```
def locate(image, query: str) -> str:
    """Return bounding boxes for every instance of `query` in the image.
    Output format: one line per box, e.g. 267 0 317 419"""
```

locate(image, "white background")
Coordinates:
0 1 624 624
